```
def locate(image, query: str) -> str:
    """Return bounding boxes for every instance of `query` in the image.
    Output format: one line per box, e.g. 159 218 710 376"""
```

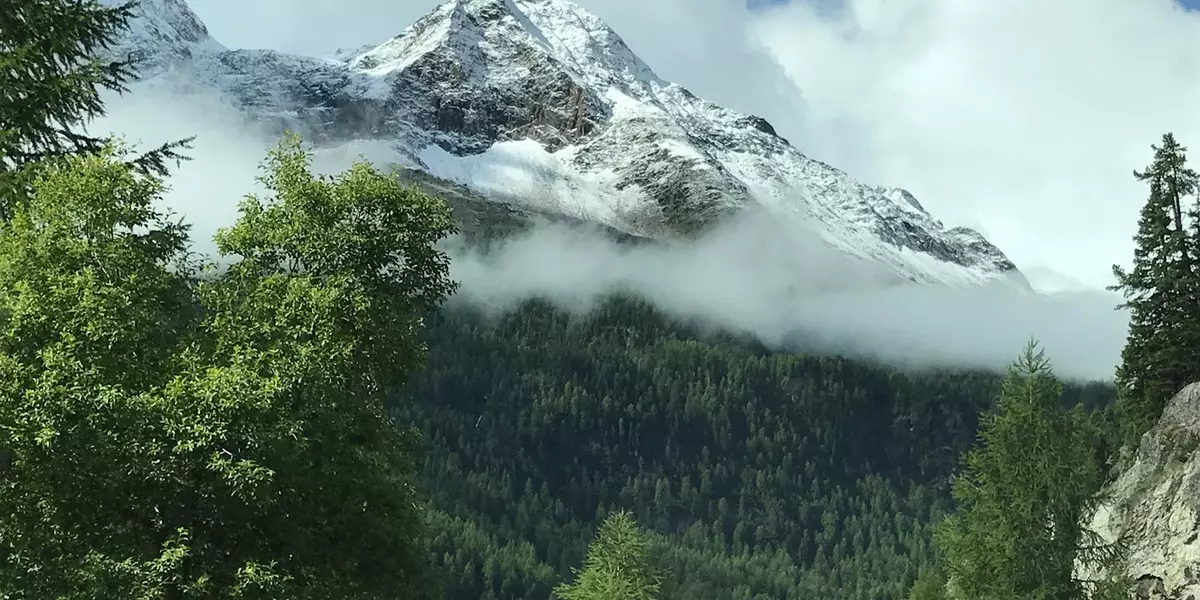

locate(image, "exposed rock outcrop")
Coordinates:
106 0 1030 287
1078 382 1200 600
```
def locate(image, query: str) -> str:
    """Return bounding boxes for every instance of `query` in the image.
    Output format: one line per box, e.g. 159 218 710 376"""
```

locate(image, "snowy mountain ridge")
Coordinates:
106 0 1030 288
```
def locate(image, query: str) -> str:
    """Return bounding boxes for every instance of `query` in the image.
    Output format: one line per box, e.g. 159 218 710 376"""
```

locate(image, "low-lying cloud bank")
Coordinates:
90 87 1129 382
445 215 1127 382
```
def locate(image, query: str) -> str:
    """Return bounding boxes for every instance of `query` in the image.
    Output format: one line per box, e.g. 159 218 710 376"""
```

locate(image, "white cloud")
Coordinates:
89 87 272 261
445 213 1127 381
751 0 1200 290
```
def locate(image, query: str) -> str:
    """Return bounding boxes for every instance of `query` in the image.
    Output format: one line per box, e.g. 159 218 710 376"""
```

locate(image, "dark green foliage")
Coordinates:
0 0 191 218
392 297 1116 599
932 342 1111 600
1110 133 1200 444
0 138 456 598
907 564 948 600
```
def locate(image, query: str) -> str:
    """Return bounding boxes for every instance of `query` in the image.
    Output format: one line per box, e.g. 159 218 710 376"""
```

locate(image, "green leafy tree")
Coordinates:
1110 133 1200 444
932 341 1111 600
553 511 663 600
0 135 457 598
0 0 191 218
0 143 203 598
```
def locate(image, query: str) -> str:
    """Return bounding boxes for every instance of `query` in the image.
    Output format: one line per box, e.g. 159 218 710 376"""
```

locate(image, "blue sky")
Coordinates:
749 0 1200 10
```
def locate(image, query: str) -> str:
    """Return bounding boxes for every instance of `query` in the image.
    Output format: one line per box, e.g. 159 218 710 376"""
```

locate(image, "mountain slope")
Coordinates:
108 0 1029 288
398 297 1115 599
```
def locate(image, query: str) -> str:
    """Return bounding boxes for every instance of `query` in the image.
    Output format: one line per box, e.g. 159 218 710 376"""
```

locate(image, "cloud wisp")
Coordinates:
446 212 1128 382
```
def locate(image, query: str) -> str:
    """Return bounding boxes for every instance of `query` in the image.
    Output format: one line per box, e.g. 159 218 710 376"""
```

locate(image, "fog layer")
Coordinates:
90 87 1129 382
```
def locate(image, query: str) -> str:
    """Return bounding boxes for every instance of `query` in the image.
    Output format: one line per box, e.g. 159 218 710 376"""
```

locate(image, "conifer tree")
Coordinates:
1109 133 1200 444
553 511 662 600
932 341 1111 600
0 0 191 218
908 563 948 600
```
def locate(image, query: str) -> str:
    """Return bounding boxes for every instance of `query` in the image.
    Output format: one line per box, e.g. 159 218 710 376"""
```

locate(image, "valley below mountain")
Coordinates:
394 296 1116 599
8 0 1200 597
87 1 1151 599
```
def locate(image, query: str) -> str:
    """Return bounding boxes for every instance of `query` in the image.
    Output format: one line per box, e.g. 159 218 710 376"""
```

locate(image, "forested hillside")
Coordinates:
395 296 1116 600
10 2 1198 599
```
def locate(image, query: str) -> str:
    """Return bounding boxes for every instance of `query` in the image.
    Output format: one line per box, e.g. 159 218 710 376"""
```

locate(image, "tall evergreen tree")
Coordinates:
1109 133 1200 444
931 341 1110 600
0 0 190 218
908 563 948 600
553 511 663 600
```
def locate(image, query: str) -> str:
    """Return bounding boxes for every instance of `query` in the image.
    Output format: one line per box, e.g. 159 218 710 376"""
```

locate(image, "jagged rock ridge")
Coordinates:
1078 382 1200 600
105 0 1029 288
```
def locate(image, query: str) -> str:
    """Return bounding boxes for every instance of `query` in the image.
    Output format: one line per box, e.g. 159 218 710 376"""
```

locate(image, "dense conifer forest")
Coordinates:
395 296 1117 599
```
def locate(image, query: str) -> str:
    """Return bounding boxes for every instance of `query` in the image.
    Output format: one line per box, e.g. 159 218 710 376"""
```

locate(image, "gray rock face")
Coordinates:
108 0 1030 287
1078 382 1200 600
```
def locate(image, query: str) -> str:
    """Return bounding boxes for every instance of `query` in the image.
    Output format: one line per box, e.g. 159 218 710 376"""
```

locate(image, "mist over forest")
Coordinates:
96 85 1129 381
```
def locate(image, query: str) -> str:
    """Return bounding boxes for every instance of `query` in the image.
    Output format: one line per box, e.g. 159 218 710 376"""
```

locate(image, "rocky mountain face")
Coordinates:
106 0 1029 287
1078 382 1200 600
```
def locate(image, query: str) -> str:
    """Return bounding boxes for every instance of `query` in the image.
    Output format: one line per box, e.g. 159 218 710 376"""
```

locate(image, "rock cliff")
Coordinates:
1080 382 1200 599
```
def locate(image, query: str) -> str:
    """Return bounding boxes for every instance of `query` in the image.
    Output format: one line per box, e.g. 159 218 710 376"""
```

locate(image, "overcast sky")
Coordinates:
184 0 1200 291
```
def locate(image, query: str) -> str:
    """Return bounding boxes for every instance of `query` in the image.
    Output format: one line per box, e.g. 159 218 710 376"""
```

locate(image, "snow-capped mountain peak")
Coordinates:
103 0 223 66
503 0 661 88
349 0 658 90
108 0 1028 288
